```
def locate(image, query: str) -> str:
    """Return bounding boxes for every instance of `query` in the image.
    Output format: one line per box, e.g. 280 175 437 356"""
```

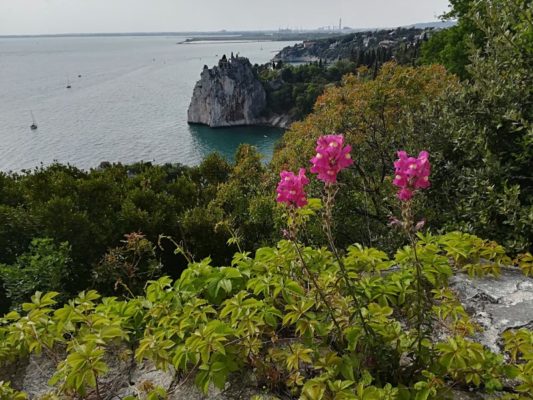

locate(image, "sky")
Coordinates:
0 0 451 36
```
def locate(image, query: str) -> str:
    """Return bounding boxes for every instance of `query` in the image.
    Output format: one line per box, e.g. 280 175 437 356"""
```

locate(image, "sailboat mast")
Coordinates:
30 110 38 130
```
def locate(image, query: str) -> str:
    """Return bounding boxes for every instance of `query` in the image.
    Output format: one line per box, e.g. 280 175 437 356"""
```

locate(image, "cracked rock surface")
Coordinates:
450 268 533 352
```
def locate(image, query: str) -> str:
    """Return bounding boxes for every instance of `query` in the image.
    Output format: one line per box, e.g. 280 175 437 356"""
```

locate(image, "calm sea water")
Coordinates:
0 36 295 172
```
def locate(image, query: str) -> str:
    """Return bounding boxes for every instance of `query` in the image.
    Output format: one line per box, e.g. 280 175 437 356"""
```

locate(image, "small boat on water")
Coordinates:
30 111 38 130
66 76 72 89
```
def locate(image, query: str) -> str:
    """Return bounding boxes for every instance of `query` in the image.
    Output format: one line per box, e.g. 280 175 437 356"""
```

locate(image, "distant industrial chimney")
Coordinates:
339 18 342 31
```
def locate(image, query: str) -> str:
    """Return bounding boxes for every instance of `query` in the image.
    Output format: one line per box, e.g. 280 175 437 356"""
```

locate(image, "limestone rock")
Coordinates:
450 268 533 352
187 55 268 128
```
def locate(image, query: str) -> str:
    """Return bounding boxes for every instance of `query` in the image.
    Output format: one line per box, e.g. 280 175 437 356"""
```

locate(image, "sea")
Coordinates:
0 36 296 172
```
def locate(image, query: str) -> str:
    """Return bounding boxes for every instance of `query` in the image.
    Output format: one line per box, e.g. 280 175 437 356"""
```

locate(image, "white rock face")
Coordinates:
450 268 533 352
187 56 268 127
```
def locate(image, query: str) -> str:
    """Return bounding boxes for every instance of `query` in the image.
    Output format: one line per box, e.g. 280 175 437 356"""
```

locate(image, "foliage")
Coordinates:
92 232 162 296
0 238 71 308
272 0 532 253
0 231 530 399
123 385 168 400
420 21 477 80
516 253 533 277
430 0 533 252
419 0 486 79
256 60 360 120
0 158 237 311
0 381 27 400
272 62 459 251
209 144 279 252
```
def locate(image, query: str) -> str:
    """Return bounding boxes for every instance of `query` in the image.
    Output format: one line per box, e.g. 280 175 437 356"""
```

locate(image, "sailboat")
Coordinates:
66 76 72 89
30 111 38 130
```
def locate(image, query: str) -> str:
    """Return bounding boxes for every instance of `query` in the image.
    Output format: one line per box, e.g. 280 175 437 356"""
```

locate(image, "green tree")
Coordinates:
420 0 496 79
429 0 533 252
420 23 473 78
0 238 71 308
273 63 459 251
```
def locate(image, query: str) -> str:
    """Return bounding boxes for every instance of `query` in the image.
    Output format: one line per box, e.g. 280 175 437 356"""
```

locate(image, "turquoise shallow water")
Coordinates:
0 36 293 172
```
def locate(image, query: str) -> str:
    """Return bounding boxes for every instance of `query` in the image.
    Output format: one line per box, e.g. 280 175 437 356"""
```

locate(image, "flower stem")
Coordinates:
402 201 428 368
323 184 373 338
287 206 344 340
291 240 344 340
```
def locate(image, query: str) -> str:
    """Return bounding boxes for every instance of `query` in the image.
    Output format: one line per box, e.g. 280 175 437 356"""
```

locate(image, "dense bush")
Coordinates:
272 63 459 251
0 238 71 308
0 156 246 311
272 0 532 254
426 0 532 252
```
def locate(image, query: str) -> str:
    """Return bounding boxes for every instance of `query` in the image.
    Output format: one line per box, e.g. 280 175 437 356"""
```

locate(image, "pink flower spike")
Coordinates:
397 188 414 201
276 168 310 208
310 134 354 183
393 150 431 201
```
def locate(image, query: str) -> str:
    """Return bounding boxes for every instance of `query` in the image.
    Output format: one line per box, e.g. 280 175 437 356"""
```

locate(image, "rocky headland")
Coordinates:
186 28 438 131
187 54 292 129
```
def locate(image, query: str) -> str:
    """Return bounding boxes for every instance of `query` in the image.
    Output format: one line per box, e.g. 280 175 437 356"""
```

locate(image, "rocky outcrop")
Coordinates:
0 350 271 400
450 268 533 353
187 55 272 128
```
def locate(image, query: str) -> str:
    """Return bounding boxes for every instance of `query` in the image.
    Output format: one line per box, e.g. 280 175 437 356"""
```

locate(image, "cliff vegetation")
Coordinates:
1 0 532 398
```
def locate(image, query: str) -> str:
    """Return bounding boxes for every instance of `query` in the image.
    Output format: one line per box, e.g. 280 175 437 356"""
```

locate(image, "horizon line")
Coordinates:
0 20 452 39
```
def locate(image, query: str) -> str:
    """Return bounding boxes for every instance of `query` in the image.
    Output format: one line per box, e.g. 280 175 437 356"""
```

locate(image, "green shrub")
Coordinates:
0 238 71 308
0 232 530 399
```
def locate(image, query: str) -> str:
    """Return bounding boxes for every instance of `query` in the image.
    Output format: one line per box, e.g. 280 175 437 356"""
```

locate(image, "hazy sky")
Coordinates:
0 0 451 36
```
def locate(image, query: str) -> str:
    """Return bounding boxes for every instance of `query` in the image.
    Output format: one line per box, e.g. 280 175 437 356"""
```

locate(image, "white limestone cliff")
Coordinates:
187 55 269 127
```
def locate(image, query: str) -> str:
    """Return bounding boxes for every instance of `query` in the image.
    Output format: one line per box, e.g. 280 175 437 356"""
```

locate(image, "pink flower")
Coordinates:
276 168 310 208
393 150 431 201
397 188 414 201
310 135 354 183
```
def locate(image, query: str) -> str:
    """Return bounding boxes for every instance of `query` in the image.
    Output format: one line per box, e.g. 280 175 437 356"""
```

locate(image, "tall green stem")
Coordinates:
287 206 344 340
410 232 424 356
323 184 373 338
292 239 344 340
401 201 427 368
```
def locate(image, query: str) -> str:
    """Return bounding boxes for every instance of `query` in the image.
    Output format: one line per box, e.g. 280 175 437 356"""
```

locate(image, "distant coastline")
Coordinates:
0 21 455 39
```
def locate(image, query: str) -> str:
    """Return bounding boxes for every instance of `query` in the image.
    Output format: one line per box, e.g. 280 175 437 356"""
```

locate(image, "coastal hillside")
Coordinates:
1 0 532 399
187 55 361 128
188 27 446 129
187 55 293 128
272 26 431 63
